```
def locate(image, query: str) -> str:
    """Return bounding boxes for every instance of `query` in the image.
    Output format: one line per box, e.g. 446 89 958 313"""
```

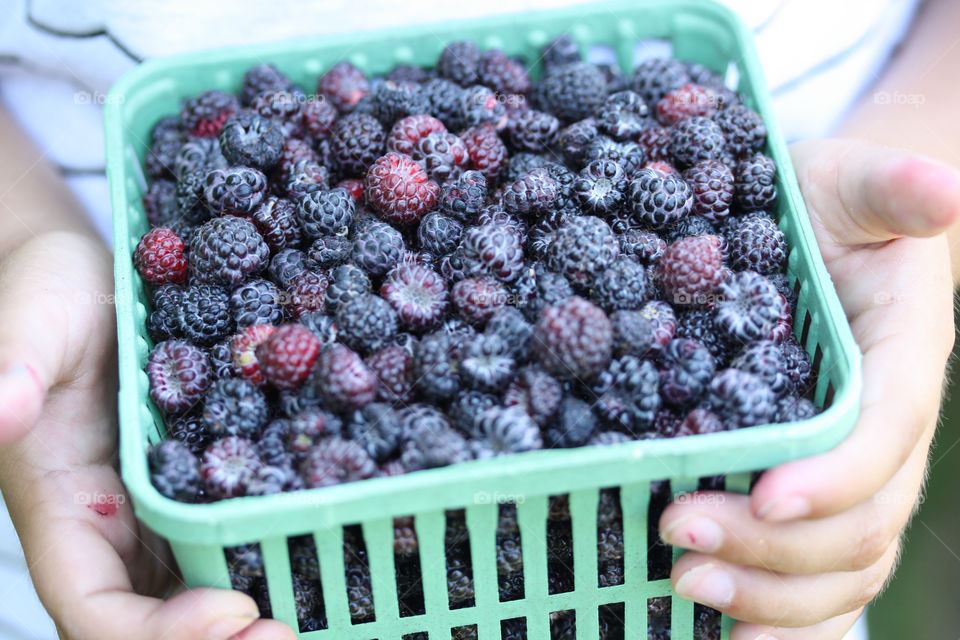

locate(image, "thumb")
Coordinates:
791 138 960 245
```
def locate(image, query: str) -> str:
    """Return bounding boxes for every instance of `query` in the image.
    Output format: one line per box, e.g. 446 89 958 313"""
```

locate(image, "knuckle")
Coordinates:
851 516 893 570
852 565 888 609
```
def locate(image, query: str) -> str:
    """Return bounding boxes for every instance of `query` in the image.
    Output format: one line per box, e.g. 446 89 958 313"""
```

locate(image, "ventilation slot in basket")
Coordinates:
501 616 527 640
599 602 625 640
224 543 272 619
497 502 524 602
694 603 722 639
647 482 672 581
649 596 671 637
445 509 475 609
343 524 375 624
550 609 575 638
547 494 574 594
287 535 326 631
451 624 475 639
597 488 624 588
697 475 725 492
394 516 425 617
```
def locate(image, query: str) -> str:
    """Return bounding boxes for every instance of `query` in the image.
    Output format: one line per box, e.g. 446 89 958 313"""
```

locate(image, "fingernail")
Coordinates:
662 516 723 553
755 634 779 640
757 495 811 522
206 613 259 640
2 363 43 392
674 563 735 608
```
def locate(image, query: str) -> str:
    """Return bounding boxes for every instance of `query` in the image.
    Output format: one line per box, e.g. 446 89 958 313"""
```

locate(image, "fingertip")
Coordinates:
872 154 960 236
0 362 46 445
230 618 298 640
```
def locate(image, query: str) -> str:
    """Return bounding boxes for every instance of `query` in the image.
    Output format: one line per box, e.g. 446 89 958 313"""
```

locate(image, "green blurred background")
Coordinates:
868 298 960 638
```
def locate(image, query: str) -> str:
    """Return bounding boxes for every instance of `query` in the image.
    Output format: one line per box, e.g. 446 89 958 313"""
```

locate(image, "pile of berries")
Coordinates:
139 38 814 640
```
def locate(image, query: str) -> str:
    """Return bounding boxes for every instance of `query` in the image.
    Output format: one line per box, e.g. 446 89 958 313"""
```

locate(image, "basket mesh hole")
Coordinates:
394 516 425 617
648 596 671 637
647 481 672 581
343 525 375 624
694 603 722 639
599 602 625 640
550 609 575 638
224 544 272 619
824 380 836 409
698 475 725 492
586 43 617 66
812 344 824 382
451 625 476 639
632 39 673 67
404 633 429 640
547 494 574 594
800 306 813 347
445 509 475 609
287 535 326 631
501 616 527 640
598 488 624 587
497 502 524 602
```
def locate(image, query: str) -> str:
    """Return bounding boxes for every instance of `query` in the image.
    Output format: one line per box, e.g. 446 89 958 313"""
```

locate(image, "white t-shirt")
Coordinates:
0 0 917 637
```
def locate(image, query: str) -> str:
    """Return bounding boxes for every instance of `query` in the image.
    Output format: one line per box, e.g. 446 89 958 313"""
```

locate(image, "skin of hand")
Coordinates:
659 139 960 640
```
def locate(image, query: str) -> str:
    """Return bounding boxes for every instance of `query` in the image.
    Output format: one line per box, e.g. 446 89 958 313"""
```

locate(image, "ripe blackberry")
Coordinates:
281 158 330 201
386 114 446 156
659 235 724 306
544 396 598 448
725 214 786 275
420 77 465 127
768 272 799 313
683 159 734 224
149 439 201 501
143 179 178 227
191 217 269 289
249 89 303 137
553 118 597 165
592 355 661 434
706 368 776 428
306 235 353 269
297 187 356 238
435 171 486 224
202 166 268 217
456 223 525 284
630 58 691 105
365 345 414 406
257 421 294 469
200 435 263 499
610 310 656 358
461 333 516 392
413 332 461 401
330 112 386 177
541 34 581 69
411 131 470 183
502 152 552 184
168 414 212 455
283 269 329 318
229 278 283 328
472 406 542 458
485 307 533 361
714 105 767 158
335 293 398 354
146 339 210 414
239 63 296 105
174 173 211 227
574 158 628 215
503 365 563 426
345 402 403 463
544 216 619 291
417 213 463 258
776 396 819 422
134 227 187 285
315 344 378 410
731 339 791 397
477 49 531 95
715 271 786 343
296 311 338 347
451 277 508 325
364 152 439 225
659 338 717 407
256 324 322 390
145 137 181 180
597 90 650 141
448 390 499 435
401 414 471 470
437 41 480 86
297 96 337 139
318 61 370 112
300 437 377 488
500 168 557 217
380 262 448 331
251 195 302 251
656 84 719 125
536 62 607 123
619 229 666 264
326 263 371 313
456 85 507 130
637 125 673 164
591 256 649 312
351 221 405 276
627 167 693 229
669 116 725 168
507 109 559 152
675 308 734 366
176 284 234 346
174 137 227 181
583 136 645 175
735 153 778 211
218 112 284 171
180 89 238 138
640 300 678 349
780 337 813 391
534 296 612 380
202 377 269 438
590 430 631 447
459 123 508 182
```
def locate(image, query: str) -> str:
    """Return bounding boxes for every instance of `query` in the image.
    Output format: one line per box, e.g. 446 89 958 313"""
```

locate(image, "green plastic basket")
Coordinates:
105 1 863 638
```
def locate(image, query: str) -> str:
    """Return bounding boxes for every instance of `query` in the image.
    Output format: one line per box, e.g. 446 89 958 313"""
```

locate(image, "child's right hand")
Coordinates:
0 231 295 640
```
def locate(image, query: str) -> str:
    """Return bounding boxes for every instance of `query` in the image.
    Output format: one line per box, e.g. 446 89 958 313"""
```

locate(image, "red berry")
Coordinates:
386 114 446 156
365 345 414 406
256 324 322 390
636 125 673 162
642 160 681 178
655 84 718 125
533 296 612 381
284 270 329 318
459 123 508 182
316 344 377 410
364 152 439 225
231 324 276 386
659 235 724 307
336 178 364 201
318 61 370 113
134 227 187 285
451 277 508 326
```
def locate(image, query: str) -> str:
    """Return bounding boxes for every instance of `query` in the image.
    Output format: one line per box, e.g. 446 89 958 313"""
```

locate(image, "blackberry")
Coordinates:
536 62 608 123
202 377 269 438
471 406 543 458
460 333 516 392
296 187 356 238
145 137 181 180
229 279 284 328
678 407 725 436
630 58 691 105
641 299 678 349
251 195 302 251
380 263 448 331
731 339 792 397
780 337 813 392
437 41 480 86
590 430 631 446
457 223 525 283
330 112 386 177
421 77 466 128
769 272 799 312
335 293 398 354
675 308 734 365
315 344 378 410
364 152 438 225
655 83 720 126
168 414 212 455
706 368 776 428
556 117 600 165
413 332 461 401
325 263 371 313
574 158 628 215
596 90 650 141
714 105 767 158
583 137 645 175
240 63 296 106
541 34 581 69
627 167 693 229
659 338 717 407
544 396 598 448
281 158 329 200
365 345 414 406
735 153 778 211
300 437 377 488
257 420 294 469
669 116 725 168
485 307 533 360
610 310 657 358
477 49 531 95
189 215 270 287
619 230 666 264
459 123 508 182
306 235 353 269
451 276 508 325
175 137 228 181
545 216 620 289
592 355 661 434
514 265 573 324
401 415 471 470
283 269 329 318
151 115 183 143
715 271 786 343
683 159 734 224
411 131 470 183
149 440 201 502
318 61 370 112
507 109 559 152
503 365 563 426
250 89 304 137
351 221 405 276
591 256 649 312
218 112 285 171
345 402 403 463
637 125 673 163
287 409 343 458
201 167 266 219
417 212 464 256
297 312 338 348
200 436 263 499
176 284 234 346
776 395 819 422
725 214 786 275
456 85 507 130
180 89 238 138
502 152 552 184
437 170 486 223
664 213 717 243
448 390 499 435
534 296 613 380
143 179 179 227
386 113 446 156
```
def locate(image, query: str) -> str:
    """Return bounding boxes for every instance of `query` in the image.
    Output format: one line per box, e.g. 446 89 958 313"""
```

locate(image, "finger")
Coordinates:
670 541 898 627
791 139 960 245
731 608 865 640
661 415 929 573
231 619 299 640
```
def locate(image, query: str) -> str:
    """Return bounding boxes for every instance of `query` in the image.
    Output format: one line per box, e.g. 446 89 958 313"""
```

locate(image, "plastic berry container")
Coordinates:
105 1 863 638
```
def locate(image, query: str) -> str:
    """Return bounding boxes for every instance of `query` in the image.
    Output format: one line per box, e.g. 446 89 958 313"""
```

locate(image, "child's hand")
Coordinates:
660 140 960 639
0 232 295 640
